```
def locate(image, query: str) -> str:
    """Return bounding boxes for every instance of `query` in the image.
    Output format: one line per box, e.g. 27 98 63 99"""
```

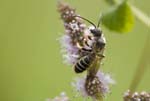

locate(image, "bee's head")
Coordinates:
90 28 102 37
73 15 102 37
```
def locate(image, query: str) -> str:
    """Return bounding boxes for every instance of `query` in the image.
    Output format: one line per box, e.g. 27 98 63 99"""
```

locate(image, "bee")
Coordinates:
74 15 106 73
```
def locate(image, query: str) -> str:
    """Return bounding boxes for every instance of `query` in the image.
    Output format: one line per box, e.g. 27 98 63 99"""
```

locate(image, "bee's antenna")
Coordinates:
97 14 102 28
74 15 96 28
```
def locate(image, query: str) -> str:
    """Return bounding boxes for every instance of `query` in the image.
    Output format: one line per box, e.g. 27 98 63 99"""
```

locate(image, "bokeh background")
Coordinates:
0 0 149 101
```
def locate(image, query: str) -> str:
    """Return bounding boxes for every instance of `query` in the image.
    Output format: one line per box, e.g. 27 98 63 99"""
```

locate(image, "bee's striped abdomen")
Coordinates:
74 55 93 73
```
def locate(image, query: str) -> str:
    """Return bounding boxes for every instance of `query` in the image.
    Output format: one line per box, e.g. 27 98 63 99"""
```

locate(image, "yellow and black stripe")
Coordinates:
74 54 94 73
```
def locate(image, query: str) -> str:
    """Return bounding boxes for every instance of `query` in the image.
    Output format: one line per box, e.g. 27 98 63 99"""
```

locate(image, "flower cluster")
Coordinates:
58 1 86 65
72 71 115 100
57 1 114 100
123 90 150 101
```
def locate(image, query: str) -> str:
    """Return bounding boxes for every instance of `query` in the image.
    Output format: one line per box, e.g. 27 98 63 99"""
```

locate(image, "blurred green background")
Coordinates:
0 0 149 101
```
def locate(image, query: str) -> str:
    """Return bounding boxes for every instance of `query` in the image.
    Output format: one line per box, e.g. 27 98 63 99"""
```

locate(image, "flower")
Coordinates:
58 2 91 66
72 71 115 100
72 76 88 97
96 71 115 94
57 1 86 44
59 34 79 65
123 90 150 101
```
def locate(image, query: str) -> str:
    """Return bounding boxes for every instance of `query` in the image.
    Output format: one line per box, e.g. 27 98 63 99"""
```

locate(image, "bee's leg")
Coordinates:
76 42 82 49
97 53 105 58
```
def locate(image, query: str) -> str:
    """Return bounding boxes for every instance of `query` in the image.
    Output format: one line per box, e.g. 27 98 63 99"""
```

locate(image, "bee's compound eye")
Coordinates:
90 29 101 37
90 29 95 34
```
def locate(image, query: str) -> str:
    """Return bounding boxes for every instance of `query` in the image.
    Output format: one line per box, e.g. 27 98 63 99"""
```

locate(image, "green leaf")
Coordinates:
101 1 134 33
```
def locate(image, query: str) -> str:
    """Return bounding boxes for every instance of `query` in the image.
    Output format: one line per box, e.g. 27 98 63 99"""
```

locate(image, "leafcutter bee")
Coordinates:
74 15 106 73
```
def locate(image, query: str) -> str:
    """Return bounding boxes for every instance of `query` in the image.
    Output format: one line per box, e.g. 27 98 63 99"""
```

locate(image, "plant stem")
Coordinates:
129 4 150 28
129 34 150 92
127 3 150 92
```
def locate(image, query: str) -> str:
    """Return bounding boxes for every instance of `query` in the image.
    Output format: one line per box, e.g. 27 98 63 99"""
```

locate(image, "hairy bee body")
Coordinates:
74 31 106 73
73 16 106 73
74 53 95 73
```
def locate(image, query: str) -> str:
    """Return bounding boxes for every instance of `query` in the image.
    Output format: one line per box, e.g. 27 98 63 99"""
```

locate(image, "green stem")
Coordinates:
128 3 150 91
129 34 150 92
129 4 150 28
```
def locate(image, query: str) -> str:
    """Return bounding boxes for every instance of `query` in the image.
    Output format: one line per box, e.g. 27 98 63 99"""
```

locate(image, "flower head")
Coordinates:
57 1 86 44
59 34 79 65
57 2 89 65
72 76 88 97
123 90 150 101
72 71 115 100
